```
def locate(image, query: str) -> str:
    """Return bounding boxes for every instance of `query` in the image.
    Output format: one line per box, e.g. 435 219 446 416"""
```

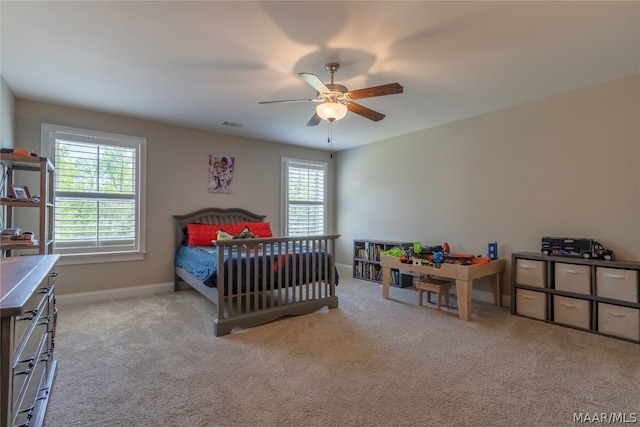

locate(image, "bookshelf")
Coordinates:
0 154 55 255
353 239 413 287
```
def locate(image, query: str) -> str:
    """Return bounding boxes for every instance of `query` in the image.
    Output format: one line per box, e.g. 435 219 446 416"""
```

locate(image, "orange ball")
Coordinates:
12 148 30 156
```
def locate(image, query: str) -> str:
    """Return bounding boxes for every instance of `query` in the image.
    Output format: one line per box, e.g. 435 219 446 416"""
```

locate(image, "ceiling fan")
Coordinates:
259 63 403 126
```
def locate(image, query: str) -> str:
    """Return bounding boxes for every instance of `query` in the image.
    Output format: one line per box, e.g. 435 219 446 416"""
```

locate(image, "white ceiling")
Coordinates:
1 1 638 152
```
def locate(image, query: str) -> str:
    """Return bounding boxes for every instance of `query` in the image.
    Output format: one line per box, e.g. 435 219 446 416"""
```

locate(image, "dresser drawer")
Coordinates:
11 291 45 353
12 300 52 404
515 259 547 288
516 289 547 320
553 295 590 329
555 263 590 294
47 271 58 287
45 287 55 336
597 303 640 341
12 288 49 360
12 324 49 412
13 341 51 427
596 267 638 302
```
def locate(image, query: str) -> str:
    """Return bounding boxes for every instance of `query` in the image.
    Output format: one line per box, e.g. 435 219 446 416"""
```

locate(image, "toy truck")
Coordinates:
541 237 614 260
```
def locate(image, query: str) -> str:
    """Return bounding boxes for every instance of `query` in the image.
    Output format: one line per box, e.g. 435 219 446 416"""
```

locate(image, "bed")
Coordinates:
173 207 340 336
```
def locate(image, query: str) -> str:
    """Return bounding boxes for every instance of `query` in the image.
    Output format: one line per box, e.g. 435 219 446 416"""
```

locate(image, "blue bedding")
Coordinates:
175 244 339 292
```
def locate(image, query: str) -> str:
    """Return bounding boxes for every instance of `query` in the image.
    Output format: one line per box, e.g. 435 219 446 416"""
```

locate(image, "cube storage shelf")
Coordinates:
353 239 413 287
511 252 640 344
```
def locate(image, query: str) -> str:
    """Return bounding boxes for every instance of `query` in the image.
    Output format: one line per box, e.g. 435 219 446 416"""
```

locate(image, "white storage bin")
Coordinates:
516 289 547 320
515 259 546 288
555 263 590 295
553 295 590 329
597 303 640 341
596 267 638 302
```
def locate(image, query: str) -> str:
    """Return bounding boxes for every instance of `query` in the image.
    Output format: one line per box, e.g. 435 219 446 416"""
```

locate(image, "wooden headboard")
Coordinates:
173 207 267 248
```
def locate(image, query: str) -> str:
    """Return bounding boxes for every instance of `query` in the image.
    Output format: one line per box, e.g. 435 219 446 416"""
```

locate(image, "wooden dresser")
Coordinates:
1 255 59 427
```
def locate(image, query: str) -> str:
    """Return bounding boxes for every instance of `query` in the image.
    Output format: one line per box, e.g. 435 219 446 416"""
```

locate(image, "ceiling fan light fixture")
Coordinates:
316 101 347 122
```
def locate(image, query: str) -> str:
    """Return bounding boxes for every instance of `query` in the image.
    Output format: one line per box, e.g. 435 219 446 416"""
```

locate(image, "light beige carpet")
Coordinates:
44 268 640 427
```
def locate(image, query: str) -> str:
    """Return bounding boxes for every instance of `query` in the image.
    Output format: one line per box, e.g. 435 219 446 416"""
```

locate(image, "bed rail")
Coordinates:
212 235 339 331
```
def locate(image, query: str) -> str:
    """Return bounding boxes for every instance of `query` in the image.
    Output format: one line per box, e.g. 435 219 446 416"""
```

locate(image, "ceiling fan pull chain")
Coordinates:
329 122 334 159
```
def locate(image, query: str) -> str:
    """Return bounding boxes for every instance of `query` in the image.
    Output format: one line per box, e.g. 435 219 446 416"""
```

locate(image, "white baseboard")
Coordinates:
56 282 174 307
468 288 511 307
56 275 513 309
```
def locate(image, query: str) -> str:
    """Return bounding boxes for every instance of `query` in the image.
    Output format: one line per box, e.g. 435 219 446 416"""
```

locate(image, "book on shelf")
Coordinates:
5 239 39 246
2 231 37 246
368 244 382 262
0 227 22 238
10 232 36 241
355 245 368 260
391 270 399 286
354 261 364 279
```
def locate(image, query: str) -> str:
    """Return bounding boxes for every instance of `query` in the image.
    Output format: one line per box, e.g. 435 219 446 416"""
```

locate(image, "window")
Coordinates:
42 124 146 263
282 158 327 236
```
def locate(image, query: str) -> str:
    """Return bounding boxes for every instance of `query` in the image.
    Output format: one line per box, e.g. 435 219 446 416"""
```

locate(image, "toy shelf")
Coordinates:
353 239 413 287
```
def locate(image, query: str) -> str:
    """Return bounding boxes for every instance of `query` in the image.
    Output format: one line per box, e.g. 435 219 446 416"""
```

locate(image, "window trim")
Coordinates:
41 123 147 265
281 157 327 236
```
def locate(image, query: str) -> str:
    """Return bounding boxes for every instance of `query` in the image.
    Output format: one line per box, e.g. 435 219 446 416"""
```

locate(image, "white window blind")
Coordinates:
282 158 326 236
42 124 146 262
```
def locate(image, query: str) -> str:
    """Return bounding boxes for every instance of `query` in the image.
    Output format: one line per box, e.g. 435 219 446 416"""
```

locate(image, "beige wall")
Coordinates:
11 74 640 300
14 100 336 295
1 75 15 150
335 74 640 297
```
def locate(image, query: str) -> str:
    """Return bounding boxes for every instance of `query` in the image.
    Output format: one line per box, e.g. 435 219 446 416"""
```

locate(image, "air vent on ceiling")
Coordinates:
222 121 244 128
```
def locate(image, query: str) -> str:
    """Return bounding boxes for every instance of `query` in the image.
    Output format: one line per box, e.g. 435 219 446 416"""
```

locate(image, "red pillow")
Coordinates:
242 222 272 238
187 222 273 245
220 222 272 238
186 223 225 246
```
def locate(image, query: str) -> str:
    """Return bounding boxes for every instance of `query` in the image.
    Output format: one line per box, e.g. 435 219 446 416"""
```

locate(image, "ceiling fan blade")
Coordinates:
299 72 330 93
259 98 321 104
347 83 403 100
306 113 321 127
347 102 386 122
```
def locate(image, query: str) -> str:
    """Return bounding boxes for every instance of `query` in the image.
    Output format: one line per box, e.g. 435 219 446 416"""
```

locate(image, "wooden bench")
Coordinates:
416 276 452 310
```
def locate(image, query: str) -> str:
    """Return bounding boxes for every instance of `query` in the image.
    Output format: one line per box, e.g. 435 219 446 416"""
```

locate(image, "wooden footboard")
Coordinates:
211 236 339 336
173 208 339 336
